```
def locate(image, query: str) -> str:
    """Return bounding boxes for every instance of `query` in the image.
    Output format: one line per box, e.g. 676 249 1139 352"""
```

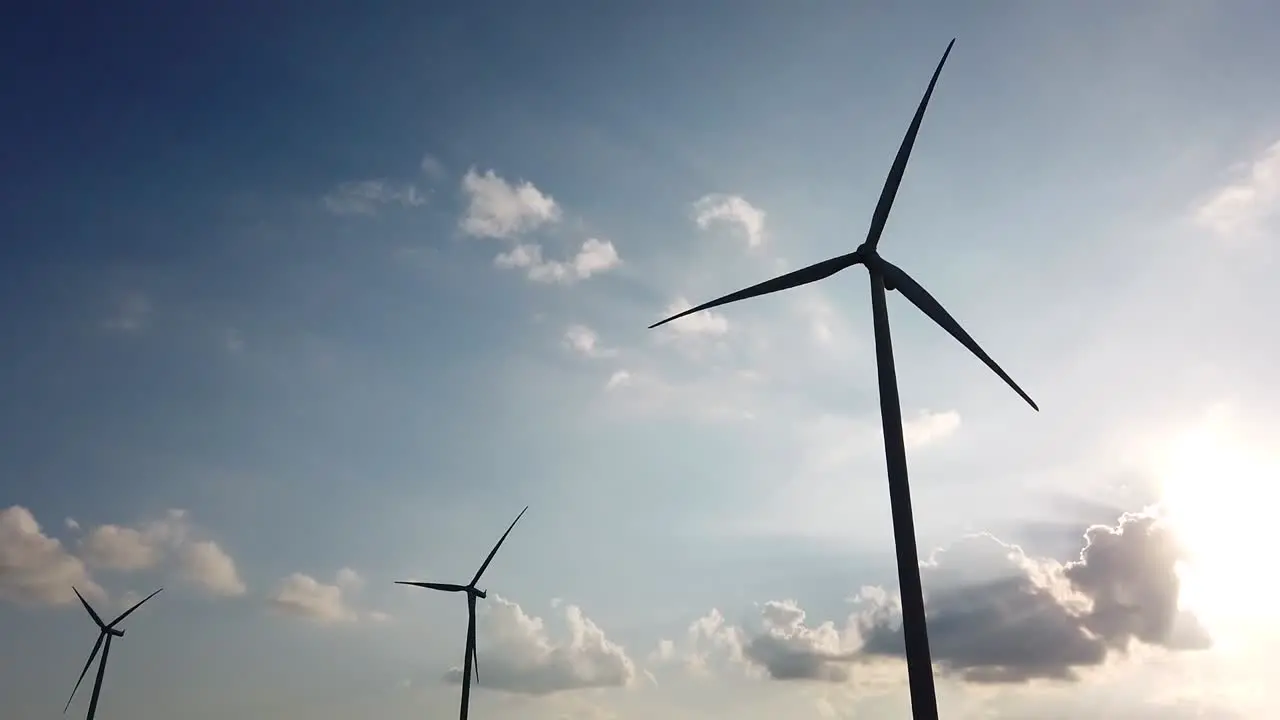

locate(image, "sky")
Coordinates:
2 1 1279 718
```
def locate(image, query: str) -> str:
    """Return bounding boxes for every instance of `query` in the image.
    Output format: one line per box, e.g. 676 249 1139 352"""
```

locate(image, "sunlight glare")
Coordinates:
1151 408 1278 635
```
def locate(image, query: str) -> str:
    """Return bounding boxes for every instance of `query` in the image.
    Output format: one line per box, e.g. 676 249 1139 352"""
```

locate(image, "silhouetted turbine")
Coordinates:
63 587 162 720
649 39 1036 720
396 506 528 720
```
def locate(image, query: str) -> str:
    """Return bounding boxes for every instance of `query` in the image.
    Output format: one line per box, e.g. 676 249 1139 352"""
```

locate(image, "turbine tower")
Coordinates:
648 39 1037 720
396 506 528 720
63 587 163 720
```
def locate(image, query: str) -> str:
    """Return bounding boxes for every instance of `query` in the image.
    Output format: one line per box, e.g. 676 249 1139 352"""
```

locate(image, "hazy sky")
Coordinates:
2 2 1278 718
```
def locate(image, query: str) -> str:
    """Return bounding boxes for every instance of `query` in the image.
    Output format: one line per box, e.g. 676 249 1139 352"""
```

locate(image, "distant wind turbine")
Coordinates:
63 587 163 720
396 506 528 720
648 39 1037 720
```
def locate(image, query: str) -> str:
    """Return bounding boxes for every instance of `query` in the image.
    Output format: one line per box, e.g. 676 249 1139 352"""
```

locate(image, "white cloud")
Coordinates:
81 524 164 571
323 179 426 216
335 566 364 590
0 506 104 606
902 409 962 449
693 193 767 248
180 540 246 597
605 370 632 390
564 325 616 359
442 595 636 695
495 238 621 284
267 568 385 625
656 298 729 337
78 509 245 598
102 292 152 334
460 168 561 239
1193 138 1280 240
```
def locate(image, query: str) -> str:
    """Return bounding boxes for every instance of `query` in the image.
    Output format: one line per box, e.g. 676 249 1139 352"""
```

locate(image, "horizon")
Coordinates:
2 2 1279 718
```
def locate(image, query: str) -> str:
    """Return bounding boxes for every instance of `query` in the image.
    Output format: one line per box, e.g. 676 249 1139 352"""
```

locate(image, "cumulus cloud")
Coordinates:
661 510 1209 688
564 325 616 359
1193 138 1280 240
495 238 621 284
605 370 632 390
460 168 561 239
441 596 636 695
77 509 246 597
0 506 103 606
179 541 246 597
860 511 1211 683
267 568 386 625
693 193 767 248
323 179 426 216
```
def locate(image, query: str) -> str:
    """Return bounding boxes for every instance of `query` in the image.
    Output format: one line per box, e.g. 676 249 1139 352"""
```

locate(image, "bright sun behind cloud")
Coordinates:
1148 405 1278 639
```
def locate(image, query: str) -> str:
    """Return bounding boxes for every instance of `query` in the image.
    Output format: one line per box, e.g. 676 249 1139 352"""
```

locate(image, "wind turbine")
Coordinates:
396 506 528 720
63 587 163 720
648 39 1037 720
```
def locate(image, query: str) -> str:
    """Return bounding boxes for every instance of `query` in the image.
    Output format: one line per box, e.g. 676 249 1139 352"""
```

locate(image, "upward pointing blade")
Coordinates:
877 258 1038 411
74 587 106 630
106 587 162 630
64 633 104 713
470 506 528 588
864 38 955 252
648 253 863 329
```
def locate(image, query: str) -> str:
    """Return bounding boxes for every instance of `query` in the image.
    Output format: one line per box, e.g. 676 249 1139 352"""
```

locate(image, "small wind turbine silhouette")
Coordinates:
396 506 528 720
649 39 1036 720
63 587 162 720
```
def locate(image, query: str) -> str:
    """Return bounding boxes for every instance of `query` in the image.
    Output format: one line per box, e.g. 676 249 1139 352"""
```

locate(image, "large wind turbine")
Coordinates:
396 506 528 720
63 587 163 720
649 39 1037 720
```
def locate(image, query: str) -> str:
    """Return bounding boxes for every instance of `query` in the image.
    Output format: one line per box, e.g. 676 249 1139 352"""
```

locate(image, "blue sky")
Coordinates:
2 1 1279 718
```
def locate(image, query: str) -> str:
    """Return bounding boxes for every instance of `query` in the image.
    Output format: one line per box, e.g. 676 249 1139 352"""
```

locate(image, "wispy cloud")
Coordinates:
564 324 616 359
323 179 427 216
1193 138 1280 241
693 193 767 248
102 292 152 334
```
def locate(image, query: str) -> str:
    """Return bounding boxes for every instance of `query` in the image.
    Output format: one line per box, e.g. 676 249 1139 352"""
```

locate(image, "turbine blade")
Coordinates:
74 587 106 630
864 38 955 251
395 581 469 593
648 253 863 329
878 259 1038 411
106 587 162 630
64 633 104 713
470 506 528 587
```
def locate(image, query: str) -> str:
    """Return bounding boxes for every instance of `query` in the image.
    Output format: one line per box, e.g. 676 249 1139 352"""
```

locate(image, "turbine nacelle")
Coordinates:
107 628 125 638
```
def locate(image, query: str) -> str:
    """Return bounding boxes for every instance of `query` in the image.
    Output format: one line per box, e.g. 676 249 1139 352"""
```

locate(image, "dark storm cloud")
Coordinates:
859 512 1211 683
